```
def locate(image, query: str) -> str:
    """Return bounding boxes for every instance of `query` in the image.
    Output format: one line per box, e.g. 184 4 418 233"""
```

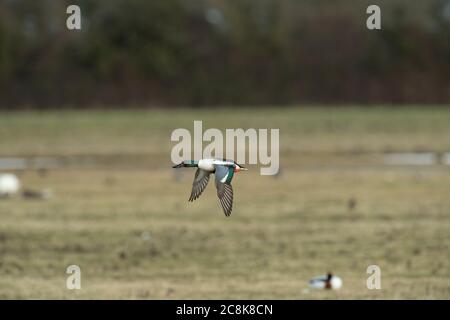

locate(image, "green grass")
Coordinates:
0 107 449 299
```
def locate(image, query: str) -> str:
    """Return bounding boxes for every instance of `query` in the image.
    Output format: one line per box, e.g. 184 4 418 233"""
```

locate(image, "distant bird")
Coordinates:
22 188 53 200
0 173 20 198
309 273 343 290
172 159 247 216
347 197 357 211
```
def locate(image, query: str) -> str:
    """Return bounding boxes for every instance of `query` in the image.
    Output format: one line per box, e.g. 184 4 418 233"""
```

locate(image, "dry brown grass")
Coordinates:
0 108 449 299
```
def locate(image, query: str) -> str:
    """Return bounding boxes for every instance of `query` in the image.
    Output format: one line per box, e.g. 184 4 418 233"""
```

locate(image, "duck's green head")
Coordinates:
172 160 198 168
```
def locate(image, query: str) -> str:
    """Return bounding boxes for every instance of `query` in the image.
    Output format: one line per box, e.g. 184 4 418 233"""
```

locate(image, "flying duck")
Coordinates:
172 158 247 216
309 273 343 290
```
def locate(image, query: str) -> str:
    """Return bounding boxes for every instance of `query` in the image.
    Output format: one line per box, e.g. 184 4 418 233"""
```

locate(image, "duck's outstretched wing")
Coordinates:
189 169 211 202
214 165 234 216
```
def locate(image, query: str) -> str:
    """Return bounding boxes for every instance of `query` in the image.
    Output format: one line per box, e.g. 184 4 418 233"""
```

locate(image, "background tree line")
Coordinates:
0 0 449 109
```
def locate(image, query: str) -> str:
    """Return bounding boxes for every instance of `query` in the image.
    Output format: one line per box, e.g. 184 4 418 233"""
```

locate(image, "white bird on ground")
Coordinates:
309 273 343 290
0 173 21 197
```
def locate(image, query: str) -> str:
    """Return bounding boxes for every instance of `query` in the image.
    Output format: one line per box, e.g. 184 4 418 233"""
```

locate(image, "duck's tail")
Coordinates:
172 160 198 168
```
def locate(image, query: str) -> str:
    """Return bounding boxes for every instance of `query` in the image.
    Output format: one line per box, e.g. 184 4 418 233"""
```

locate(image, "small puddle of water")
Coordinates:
1 152 450 171
383 153 438 166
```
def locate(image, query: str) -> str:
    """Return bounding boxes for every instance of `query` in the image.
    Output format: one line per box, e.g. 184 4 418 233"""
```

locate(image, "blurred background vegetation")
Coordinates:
1 1 450 299
0 0 449 109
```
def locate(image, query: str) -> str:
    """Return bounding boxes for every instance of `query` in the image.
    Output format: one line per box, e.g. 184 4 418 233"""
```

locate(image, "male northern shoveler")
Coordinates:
309 273 343 290
172 158 247 216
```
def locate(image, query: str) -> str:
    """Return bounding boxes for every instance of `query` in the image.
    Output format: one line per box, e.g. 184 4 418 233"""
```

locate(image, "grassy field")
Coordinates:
0 107 449 299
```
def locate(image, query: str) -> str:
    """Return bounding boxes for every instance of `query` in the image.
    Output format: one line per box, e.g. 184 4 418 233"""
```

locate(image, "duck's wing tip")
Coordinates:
216 181 233 217
189 169 210 202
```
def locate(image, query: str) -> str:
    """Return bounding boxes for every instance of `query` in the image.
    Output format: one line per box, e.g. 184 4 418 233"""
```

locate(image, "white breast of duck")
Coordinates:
198 159 215 172
198 159 235 172
309 274 343 290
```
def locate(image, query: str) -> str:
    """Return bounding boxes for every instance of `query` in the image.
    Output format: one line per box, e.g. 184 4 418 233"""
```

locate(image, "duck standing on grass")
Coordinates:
309 273 343 290
172 159 247 216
